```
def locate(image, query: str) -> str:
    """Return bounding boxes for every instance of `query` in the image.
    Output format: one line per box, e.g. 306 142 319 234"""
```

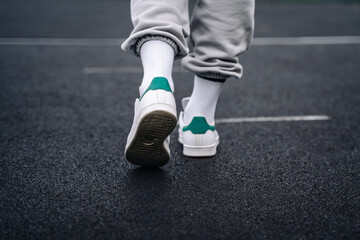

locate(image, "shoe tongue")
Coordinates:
181 97 191 110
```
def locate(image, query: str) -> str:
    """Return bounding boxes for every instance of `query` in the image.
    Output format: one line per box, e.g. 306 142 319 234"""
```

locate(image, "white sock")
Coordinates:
139 40 175 96
183 76 224 125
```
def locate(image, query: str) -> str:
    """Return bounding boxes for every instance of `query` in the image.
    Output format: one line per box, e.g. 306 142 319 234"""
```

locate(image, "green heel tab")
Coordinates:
183 117 215 134
140 77 172 100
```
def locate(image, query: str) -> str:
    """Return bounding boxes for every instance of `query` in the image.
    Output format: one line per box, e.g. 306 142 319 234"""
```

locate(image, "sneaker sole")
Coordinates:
182 143 218 157
125 110 177 167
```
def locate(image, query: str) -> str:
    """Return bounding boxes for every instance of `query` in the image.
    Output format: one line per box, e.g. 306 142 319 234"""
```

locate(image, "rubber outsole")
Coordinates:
125 110 177 167
182 144 218 157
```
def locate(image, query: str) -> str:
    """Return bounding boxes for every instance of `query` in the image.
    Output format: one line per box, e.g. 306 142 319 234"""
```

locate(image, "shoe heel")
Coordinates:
183 144 217 157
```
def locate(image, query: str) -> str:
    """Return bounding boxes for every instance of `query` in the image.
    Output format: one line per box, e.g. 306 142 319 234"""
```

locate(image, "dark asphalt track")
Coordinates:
1 0 360 239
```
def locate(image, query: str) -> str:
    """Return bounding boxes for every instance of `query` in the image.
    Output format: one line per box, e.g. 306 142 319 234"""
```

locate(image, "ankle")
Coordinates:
139 76 174 96
183 109 217 127
183 76 224 125
139 40 175 96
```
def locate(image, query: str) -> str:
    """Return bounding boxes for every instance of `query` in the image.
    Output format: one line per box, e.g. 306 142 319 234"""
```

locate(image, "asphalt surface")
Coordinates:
1 0 360 239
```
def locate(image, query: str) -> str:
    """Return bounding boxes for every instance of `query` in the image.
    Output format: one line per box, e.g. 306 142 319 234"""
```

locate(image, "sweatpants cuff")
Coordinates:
196 73 227 82
135 35 179 57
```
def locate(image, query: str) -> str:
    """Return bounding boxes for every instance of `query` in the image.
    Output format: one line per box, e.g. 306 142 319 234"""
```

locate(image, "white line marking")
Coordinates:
0 38 125 46
83 66 186 74
252 36 360 45
0 38 334 125
215 115 330 124
1 36 360 46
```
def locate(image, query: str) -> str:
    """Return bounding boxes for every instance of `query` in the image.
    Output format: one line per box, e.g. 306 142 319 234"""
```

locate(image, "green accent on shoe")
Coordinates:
140 77 172 100
183 117 215 134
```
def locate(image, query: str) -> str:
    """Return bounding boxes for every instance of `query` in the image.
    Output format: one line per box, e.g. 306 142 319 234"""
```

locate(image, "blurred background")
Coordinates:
1 0 360 38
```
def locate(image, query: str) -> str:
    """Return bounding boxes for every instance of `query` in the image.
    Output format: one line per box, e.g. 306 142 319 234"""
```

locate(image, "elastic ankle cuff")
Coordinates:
196 74 226 82
135 35 179 57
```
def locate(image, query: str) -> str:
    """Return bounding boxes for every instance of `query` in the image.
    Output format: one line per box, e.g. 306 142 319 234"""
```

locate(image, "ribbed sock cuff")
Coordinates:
196 74 227 82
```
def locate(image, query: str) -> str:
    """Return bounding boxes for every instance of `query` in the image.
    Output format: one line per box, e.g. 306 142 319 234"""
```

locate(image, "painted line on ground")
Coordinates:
1 36 360 46
0 38 124 46
83 66 186 74
252 36 360 45
215 115 330 124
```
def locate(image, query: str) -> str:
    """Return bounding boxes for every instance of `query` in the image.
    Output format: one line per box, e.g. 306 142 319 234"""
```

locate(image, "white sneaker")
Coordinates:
125 77 177 167
178 97 219 157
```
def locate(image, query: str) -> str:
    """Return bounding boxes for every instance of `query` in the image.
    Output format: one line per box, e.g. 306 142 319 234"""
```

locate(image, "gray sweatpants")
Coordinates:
121 0 255 81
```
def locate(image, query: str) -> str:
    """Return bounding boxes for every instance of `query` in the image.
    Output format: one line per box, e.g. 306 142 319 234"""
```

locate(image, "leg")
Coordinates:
121 0 190 59
122 0 191 96
183 0 255 125
123 0 190 167
179 0 255 157
182 0 255 80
